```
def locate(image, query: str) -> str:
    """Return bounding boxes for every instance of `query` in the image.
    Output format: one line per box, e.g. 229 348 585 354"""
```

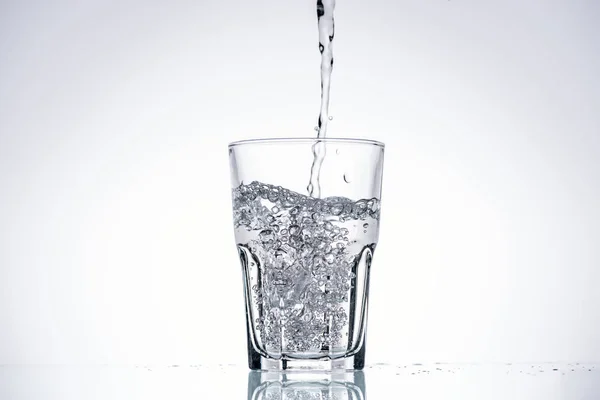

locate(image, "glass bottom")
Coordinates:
247 335 366 371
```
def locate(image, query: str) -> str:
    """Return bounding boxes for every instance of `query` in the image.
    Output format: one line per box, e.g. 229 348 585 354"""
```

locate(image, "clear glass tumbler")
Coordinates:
229 138 385 371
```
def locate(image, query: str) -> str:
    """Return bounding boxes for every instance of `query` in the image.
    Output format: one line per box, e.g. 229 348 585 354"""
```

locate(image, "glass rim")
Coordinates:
229 137 385 148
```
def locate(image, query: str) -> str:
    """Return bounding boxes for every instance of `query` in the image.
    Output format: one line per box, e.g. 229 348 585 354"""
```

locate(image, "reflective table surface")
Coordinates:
1 363 598 399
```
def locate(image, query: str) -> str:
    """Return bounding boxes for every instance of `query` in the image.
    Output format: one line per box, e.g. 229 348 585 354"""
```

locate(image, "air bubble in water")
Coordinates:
343 203 353 214
302 311 313 323
289 225 301 236
268 190 279 202
259 230 275 244
369 199 380 213
331 203 343 216
289 235 303 248
312 212 324 223
363 223 369 228
353 200 368 216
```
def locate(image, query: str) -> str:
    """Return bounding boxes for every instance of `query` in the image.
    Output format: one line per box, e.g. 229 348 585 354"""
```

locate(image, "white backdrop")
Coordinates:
1 0 599 366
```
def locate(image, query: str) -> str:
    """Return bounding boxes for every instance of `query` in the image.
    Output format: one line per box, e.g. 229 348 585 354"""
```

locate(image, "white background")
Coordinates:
1 0 599 366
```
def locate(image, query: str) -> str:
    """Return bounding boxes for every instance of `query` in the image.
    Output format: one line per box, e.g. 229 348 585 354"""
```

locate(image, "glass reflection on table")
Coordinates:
247 370 366 400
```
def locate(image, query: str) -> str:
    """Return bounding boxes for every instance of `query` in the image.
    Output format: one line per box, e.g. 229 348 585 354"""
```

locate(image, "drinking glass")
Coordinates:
229 138 385 370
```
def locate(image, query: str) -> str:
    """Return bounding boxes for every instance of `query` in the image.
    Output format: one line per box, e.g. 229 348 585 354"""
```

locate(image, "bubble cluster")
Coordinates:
233 181 380 355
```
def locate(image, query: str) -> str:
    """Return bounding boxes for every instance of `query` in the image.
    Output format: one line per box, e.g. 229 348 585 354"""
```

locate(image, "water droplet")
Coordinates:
328 116 333 120
363 230 367 233
314 126 319 131
343 174 351 183
335 148 341 155
363 223 369 228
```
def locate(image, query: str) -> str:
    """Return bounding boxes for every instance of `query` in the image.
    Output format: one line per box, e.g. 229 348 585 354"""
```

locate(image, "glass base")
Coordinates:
247 334 366 371
251 356 364 371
